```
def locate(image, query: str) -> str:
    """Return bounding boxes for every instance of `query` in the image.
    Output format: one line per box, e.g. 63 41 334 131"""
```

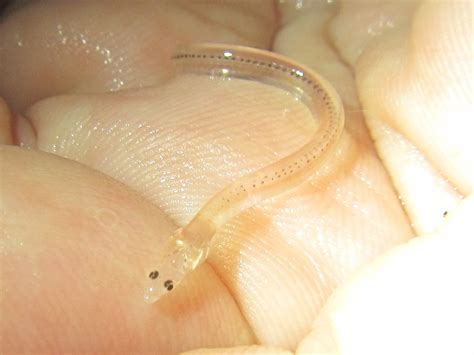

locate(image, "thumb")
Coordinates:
297 194 474 355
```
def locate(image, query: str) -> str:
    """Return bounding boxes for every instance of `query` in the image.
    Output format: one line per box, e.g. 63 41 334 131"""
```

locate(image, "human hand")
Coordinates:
0 1 472 354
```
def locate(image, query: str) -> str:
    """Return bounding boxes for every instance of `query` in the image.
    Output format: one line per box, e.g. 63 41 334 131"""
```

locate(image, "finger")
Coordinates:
297 195 474 355
330 1 471 234
0 0 276 111
0 146 253 353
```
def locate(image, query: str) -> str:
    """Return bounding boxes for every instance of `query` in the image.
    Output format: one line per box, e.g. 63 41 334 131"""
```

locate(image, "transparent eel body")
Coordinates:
144 43 344 303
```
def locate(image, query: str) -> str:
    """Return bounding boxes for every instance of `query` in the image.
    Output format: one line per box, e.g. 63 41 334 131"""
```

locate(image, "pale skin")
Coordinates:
0 1 472 354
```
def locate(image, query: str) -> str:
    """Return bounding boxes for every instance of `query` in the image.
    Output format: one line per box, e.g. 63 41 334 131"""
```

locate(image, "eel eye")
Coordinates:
148 270 159 279
164 280 174 291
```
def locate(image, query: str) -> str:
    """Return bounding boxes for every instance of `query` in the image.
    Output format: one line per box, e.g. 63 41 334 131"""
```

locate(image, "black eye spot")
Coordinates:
164 280 174 291
149 270 159 279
